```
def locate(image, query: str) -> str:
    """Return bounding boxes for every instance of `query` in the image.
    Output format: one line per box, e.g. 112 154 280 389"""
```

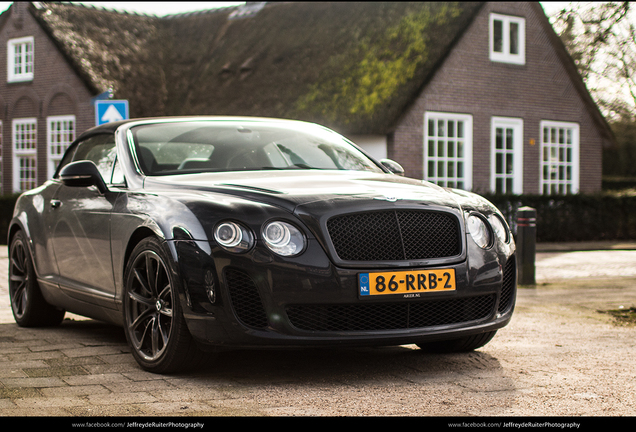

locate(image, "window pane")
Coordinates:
496 178 503 194
495 128 503 149
506 153 513 174
506 128 514 150
428 119 435 137
437 120 445 137
510 22 519 54
493 19 503 52
448 120 455 138
438 140 445 157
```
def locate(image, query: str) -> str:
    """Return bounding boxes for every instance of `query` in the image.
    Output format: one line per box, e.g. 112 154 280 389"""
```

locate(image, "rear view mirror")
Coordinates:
380 159 405 176
59 160 109 194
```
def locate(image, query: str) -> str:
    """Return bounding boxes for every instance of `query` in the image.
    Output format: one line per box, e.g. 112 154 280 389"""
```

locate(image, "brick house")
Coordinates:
0 2 612 196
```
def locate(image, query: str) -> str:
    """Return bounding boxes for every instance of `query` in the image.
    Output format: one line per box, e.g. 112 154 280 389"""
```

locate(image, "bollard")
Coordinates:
516 206 536 286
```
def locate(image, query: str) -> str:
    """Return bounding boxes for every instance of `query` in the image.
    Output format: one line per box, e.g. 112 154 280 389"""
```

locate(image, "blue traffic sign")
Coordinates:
95 100 129 126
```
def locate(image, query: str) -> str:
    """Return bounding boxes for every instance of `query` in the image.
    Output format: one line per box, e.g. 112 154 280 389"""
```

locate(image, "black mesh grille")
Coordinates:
286 295 496 332
327 210 461 261
498 257 516 314
224 268 268 329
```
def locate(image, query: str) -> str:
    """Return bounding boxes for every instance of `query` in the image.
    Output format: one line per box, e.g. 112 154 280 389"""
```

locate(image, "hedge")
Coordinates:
484 192 636 242
1 194 19 246
2 192 636 245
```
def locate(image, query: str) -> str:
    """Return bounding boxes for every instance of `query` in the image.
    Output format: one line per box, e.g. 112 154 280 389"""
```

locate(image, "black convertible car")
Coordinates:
8 117 516 373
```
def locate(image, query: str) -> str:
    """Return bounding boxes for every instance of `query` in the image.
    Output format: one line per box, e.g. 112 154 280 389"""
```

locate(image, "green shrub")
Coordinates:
0 194 19 245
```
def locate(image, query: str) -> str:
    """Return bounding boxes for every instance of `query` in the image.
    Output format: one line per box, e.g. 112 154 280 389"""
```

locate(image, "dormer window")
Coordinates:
7 36 34 83
489 14 525 65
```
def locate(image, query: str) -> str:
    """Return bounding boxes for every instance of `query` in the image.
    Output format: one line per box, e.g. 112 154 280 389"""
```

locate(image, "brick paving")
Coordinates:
0 243 635 417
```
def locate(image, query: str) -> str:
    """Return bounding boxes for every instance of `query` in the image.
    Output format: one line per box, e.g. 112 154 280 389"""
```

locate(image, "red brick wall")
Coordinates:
0 3 95 194
390 2 605 194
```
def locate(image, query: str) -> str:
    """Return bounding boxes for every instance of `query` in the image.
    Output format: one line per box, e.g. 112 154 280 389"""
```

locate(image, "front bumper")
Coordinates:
172 239 517 350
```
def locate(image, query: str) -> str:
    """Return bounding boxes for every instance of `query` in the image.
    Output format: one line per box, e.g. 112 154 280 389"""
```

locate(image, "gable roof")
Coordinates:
4 1 612 140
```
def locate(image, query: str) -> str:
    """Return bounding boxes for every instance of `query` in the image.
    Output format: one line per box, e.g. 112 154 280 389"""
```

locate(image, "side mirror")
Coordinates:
59 160 109 194
380 159 405 176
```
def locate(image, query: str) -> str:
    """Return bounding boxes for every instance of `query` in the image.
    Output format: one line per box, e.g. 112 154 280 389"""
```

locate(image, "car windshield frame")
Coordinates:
129 120 384 176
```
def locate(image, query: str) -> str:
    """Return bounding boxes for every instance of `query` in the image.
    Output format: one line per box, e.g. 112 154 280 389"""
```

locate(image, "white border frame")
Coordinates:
47 115 76 179
489 13 525 65
540 120 580 195
424 111 473 191
7 36 34 83
490 117 524 194
12 118 38 192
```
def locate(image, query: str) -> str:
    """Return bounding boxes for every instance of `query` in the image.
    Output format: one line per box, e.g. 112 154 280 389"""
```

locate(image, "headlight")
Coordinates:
467 214 491 249
262 221 305 256
214 221 254 253
489 214 509 243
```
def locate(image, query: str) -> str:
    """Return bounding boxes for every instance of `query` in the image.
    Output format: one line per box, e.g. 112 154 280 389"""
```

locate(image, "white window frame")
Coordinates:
424 112 473 191
47 115 75 178
7 36 34 83
540 120 580 195
12 118 37 193
489 13 525 65
490 117 523 195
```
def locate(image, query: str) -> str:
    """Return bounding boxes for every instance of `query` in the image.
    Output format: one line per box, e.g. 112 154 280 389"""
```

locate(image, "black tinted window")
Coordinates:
56 134 117 182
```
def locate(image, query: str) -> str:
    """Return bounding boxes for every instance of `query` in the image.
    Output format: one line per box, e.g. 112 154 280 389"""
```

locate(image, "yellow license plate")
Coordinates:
359 269 456 297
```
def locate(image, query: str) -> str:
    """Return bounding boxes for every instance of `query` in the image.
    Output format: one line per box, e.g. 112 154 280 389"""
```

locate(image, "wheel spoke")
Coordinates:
131 316 154 351
9 242 29 318
128 290 154 308
129 306 155 333
132 268 152 297
10 255 25 275
11 283 27 316
145 253 159 297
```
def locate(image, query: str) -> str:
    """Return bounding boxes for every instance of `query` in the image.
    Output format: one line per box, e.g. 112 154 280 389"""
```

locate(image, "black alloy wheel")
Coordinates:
9 231 65 327
123 237 209 373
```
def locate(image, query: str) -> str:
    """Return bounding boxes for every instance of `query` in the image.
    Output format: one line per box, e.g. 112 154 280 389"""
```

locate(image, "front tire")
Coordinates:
9 231 65 327
123 237 209 373
416 331 498 353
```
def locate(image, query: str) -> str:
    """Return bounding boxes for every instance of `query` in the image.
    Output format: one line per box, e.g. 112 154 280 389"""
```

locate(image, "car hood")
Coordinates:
143 170 462 212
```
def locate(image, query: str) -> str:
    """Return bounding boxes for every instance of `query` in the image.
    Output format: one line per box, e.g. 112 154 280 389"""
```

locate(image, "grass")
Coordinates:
598 306 636 326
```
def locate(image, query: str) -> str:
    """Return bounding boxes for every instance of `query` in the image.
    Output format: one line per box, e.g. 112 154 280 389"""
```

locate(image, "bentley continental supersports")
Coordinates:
8 117 516 373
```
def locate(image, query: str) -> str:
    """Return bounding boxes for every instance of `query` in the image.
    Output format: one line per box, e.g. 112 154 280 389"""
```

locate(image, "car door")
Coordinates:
49 133 118 308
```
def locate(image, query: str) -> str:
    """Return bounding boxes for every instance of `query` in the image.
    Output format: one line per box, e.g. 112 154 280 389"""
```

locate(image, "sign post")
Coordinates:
95 100 129 126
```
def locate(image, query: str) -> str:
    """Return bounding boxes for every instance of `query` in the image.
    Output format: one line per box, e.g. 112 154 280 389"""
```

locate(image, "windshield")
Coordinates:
130 121 383 176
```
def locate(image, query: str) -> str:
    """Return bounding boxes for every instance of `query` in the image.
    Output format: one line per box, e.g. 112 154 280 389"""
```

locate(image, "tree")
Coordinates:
552 2 634 120
552 2 636 179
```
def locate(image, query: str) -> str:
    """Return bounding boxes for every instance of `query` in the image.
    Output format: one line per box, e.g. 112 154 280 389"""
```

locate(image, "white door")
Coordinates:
491 117 523 194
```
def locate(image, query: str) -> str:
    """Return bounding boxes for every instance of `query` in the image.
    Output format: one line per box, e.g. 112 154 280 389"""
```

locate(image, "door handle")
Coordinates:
50 200 61 209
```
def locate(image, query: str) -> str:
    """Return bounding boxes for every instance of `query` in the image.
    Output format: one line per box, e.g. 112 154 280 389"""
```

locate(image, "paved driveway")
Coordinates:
1 245 635 417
